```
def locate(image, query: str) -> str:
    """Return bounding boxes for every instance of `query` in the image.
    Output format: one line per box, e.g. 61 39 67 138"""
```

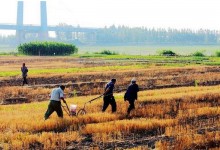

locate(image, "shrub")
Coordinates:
192 51 205 57
96 50 118 55
159 50 176 56
18 41 78 56
215 50 220 57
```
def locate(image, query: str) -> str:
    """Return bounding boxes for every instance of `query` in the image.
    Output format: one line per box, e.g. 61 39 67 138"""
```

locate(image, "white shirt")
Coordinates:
50 87 64 101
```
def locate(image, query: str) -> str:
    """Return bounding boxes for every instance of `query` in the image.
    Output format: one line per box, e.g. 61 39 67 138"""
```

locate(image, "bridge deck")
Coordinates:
0 24 99 32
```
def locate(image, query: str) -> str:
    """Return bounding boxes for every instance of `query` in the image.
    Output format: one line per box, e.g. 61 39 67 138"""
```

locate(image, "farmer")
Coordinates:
21 63 28 86
44 85 66 120
124 78 139 117
102 78 117 113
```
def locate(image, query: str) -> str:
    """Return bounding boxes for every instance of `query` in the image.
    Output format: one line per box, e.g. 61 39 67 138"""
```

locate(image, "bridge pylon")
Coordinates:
40 1 48 40
16 1 25 44
16 1 49 44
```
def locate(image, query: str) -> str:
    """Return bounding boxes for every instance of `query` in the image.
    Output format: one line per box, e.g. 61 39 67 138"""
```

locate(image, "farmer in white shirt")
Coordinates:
44 85 66 120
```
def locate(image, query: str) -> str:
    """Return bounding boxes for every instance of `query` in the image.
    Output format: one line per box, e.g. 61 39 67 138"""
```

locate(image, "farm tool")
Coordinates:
61 94 104 117
61 101 72 116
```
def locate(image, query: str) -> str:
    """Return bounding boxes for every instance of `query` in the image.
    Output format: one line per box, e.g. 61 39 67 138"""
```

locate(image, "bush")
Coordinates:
95 50 118 55
18 41 78 56
159 50 176 56
192 51 205 57
215 51 220 57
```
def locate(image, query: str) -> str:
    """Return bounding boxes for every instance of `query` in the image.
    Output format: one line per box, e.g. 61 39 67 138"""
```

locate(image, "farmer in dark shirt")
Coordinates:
21 63 28 86
102 78 117 113
124 78 139 116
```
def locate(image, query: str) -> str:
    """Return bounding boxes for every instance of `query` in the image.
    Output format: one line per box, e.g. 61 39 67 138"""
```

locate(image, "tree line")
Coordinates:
93 25 220 45
0 25 220 46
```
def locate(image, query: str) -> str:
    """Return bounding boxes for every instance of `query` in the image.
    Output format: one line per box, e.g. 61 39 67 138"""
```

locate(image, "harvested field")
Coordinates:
0 55 220 149
0 85 219 149
0 65 220 103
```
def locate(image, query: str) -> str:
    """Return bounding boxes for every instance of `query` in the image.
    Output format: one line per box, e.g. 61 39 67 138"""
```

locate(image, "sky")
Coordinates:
0 0 220 35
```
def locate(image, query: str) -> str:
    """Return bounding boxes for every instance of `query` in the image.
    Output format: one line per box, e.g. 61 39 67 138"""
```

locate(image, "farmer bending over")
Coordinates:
44 85 66 120
102 78 117 113
124 78 139 117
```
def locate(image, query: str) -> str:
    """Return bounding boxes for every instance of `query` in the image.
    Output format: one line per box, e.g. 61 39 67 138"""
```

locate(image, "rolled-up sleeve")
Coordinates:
59 89 64 98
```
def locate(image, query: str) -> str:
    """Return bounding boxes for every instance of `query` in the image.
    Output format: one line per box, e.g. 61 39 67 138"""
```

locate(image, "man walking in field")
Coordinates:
21 63 28 86
124 78 139 117
102 78 117 113
44 85 66 120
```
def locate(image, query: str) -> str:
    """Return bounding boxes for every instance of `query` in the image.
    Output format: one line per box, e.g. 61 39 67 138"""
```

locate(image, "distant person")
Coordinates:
124 78 139 117
21 63 28 86
44 85 66 120
102 78 117 113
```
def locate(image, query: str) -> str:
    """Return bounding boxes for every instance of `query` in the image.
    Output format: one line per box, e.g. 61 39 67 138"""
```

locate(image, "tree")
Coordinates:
18 41 78 56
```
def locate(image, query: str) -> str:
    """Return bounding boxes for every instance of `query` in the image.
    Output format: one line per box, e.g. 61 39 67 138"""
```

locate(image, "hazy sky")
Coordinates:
0 0 220 35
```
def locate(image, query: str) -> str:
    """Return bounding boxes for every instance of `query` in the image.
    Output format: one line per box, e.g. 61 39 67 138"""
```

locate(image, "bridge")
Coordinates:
0 24 99 32
0 1 99 44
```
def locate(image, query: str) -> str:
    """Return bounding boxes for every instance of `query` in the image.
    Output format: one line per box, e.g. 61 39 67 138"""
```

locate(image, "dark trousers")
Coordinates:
44 100 63 120
127 99 135 115
22 76 28 85
102 96 117 113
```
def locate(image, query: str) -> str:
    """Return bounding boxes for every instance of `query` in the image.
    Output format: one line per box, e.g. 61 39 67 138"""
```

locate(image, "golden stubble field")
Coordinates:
0 86 220 149
0 56 220 149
